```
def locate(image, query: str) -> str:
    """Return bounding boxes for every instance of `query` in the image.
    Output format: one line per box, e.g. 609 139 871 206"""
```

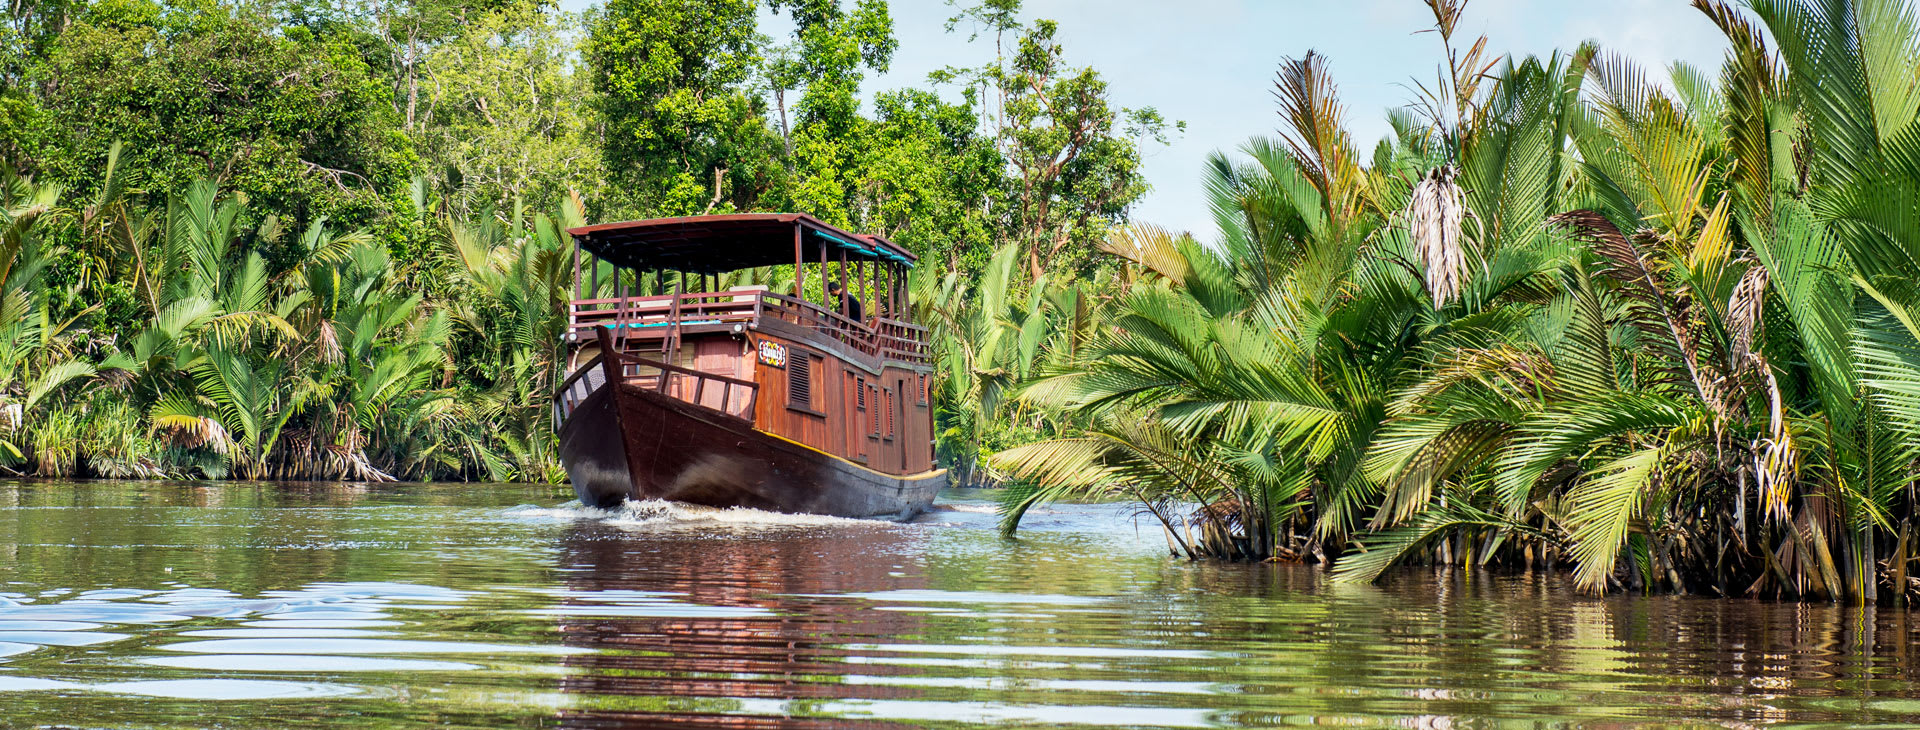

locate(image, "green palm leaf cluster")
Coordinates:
0 160 581 484
914 238 1103 488
992 0 1920 602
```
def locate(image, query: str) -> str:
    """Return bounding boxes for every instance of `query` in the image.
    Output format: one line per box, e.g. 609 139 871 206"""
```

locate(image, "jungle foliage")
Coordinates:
990 0 1920 603
0 0 1163 482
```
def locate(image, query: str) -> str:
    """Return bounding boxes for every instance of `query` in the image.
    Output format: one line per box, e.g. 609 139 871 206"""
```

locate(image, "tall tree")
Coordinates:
413 6 603 217
772 0 896 226
587 0 782 216
31 1 408 234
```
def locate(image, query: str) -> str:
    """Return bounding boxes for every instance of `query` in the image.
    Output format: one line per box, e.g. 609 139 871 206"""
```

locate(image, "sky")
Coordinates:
597 1 1739 240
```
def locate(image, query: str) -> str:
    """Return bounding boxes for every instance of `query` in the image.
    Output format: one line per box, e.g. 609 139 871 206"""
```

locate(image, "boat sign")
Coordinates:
758 340 788 368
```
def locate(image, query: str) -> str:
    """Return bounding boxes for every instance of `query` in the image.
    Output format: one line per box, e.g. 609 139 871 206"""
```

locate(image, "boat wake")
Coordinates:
932 503 1002 515
504 500 886 529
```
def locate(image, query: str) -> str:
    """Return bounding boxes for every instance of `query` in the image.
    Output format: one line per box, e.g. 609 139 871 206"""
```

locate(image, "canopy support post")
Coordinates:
614 266 628 354
792 223 804 301
668 271 683 365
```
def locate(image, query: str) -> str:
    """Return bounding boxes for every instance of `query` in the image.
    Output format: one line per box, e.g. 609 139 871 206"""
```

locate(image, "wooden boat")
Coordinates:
551 214 946 519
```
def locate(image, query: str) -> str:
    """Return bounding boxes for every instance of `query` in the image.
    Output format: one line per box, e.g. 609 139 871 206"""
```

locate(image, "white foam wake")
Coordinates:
932 503 1002 515
504 499 885 529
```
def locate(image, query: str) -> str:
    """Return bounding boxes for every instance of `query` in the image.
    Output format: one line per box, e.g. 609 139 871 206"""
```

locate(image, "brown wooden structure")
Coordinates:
552 214 944 518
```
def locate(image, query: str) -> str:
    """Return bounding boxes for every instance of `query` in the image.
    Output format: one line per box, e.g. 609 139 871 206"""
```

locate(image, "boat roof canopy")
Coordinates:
565 213 917 275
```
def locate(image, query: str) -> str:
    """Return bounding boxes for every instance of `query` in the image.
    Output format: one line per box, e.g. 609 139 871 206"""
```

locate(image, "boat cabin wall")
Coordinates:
746 331 933 477
593 329 932 478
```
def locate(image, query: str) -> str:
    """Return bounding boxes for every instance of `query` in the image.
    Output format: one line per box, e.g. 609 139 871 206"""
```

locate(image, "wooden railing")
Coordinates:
567 292 761 341
552 353 606 427
615 353 759 420
551 331 761 426
756 292 884 358
567 290 931 365
604 326 758 420
873 317 931 363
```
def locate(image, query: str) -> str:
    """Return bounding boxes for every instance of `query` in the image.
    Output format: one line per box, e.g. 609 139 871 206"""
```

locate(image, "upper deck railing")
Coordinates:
568 289 930 365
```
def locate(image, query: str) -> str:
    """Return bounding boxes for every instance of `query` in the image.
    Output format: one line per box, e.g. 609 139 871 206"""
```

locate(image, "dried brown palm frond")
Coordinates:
315 320 344 366
1728 260 1769 367
1750 350 1796 523
1549 211 1654 296
1274 51 1359 214
332 444 398 483
1407 166 1466 308
1422 0 1466 38
98 367 135 391
1408 0 1497 145
1099 224 1193 286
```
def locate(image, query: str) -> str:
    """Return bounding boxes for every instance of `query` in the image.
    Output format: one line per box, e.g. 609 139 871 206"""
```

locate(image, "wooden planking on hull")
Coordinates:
557 375 945 520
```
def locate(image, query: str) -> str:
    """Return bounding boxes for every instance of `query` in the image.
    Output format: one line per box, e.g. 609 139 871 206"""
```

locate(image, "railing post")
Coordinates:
595 326 622 388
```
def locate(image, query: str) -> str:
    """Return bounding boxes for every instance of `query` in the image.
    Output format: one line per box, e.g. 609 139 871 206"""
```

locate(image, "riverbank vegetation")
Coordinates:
7 0 1920 602
992 0 1920 603
0 0 1166 480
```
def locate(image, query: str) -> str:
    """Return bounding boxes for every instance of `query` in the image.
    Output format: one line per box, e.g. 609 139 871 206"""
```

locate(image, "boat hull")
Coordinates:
558 380 946 520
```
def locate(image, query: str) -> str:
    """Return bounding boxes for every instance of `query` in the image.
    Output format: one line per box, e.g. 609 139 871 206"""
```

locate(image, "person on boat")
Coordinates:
828 281 864 323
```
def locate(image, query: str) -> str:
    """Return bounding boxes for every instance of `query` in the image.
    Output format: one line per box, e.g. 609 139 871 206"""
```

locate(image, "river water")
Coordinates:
2 482 1920 728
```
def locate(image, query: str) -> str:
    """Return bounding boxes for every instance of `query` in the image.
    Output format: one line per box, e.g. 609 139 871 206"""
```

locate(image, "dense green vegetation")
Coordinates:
0 0 1166 481
9 0 1920 602
992 0 1920 602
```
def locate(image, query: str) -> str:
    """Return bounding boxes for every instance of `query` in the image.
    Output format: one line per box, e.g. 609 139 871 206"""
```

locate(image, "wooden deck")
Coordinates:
566 290 931 366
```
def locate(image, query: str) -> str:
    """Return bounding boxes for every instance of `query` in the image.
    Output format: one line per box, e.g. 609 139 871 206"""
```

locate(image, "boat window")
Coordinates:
788 352 814 410
884 389 895 440
855 377 867 410
869 385 881 437
917 374 928 405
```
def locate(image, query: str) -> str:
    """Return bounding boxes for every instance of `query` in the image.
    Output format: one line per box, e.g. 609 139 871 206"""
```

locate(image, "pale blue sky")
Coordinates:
592 1 1737 238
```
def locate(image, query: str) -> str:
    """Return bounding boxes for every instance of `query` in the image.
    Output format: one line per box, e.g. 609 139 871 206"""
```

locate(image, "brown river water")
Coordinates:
1 481 1919 728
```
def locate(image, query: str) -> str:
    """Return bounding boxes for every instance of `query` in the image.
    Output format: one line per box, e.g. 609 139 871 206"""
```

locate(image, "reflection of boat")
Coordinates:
553 215 946 519
550 521 931 729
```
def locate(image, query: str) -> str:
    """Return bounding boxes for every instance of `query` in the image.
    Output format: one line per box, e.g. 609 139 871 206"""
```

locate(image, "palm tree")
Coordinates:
431 192 583 482
0 172 103 472
917 239 1092 487
1342 0 1920 601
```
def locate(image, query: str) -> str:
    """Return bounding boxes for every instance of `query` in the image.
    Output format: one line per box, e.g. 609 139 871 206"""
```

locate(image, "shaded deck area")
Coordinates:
566 289 930 365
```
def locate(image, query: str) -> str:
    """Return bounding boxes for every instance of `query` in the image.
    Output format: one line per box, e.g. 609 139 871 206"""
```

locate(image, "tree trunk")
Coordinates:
776 89 793 163
405 29 419 132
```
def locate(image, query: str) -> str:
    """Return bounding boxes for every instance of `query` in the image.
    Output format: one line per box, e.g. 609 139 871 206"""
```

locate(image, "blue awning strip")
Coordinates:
808 227 912 267
811 229 874 255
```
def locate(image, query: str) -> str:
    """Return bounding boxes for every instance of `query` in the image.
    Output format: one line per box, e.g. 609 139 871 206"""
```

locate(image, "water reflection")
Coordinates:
0 482 1919 727
552 519 937 728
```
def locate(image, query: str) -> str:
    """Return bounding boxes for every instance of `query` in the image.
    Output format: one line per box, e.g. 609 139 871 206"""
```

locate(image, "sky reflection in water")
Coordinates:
1 482 1919 727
